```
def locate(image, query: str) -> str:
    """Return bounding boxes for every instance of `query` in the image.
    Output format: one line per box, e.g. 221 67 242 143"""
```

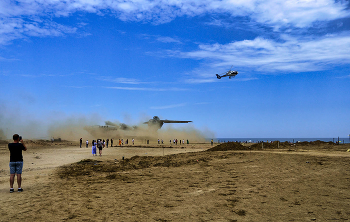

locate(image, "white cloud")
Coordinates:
253 0 349 28
150 103 187 109
1 0 349 45
1 0 350 79
105 86 188 91
336 74 350 79
107 77 144 84
0 17 76 44
0 55 18 61
185 78 217 84
180 32 350 72
140 34 182 44
156 36 182 44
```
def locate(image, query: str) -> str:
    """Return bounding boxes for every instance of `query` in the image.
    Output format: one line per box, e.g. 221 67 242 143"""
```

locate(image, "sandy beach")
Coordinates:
1 140 350 221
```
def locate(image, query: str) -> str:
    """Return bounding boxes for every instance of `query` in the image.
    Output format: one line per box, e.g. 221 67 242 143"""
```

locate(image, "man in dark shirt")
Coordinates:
8 134 27 193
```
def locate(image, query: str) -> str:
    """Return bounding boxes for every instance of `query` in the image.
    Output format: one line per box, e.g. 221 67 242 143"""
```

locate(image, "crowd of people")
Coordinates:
169 139 189 145
80 137 190 156
79 138 137 156
156 139 190 145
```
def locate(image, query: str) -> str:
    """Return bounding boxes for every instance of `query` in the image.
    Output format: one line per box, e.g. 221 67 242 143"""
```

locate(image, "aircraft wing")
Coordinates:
162 120 192 123
143 116 192 129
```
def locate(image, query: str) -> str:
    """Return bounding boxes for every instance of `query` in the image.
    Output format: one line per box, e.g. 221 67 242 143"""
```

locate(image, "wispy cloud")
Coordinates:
336 74 350 79
179 32 350 73
150 101 210 109
103 77 145 85
150 103 187 110
1 0 349 44
185 75 258 84
64 85 88 89
1 71 93 79
105 86 188 91
185 78 217 84
0 55 18 61
194 102 210 105
1 0 350 84
233 77 259 81
156 36 182 44
252 0 349 29
140 34 182 44
0 17 76 45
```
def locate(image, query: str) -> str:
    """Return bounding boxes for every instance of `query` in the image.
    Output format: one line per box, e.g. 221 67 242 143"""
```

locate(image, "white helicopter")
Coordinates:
216 66 238 79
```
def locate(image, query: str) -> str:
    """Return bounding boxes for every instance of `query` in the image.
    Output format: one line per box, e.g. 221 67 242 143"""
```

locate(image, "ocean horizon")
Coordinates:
214 138 350 144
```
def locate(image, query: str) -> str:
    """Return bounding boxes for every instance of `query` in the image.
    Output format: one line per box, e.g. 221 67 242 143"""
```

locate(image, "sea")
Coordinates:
214 138 350 144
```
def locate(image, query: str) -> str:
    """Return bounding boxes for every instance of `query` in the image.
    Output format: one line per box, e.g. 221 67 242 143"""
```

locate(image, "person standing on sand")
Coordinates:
92 140 97 156
86 140 89 148
80 138 82 148
8 134 27 193
111 139 113 147
97 139 104 156
132 138 134 145
119 139 121 146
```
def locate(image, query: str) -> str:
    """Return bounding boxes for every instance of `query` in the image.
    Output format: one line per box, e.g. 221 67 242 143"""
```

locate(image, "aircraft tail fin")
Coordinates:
216 74 221 79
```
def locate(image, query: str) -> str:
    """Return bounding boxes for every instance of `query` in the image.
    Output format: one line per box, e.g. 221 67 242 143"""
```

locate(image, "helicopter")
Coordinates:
216 66 238 79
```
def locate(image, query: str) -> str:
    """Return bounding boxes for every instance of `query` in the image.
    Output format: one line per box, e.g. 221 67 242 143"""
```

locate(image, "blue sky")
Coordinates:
0 0 350 139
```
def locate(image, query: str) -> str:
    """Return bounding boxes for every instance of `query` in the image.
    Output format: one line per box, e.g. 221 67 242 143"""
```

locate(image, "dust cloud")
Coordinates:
157 126 213 143
47 115 101 141
81 121 213 144
0 109 213 143
0 106 102 140
0 129 5 140
0 105 48 139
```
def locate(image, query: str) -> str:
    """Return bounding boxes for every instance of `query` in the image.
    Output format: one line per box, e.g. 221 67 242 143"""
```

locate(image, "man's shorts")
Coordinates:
9 162 23 174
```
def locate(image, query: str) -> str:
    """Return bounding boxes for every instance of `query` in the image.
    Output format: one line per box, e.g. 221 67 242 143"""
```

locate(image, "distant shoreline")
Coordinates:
214 138 350 143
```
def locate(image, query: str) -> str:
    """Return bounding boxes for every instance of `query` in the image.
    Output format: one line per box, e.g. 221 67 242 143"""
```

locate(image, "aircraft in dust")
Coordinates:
143 116 192 129
216 66 238 79
84 116 192 137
